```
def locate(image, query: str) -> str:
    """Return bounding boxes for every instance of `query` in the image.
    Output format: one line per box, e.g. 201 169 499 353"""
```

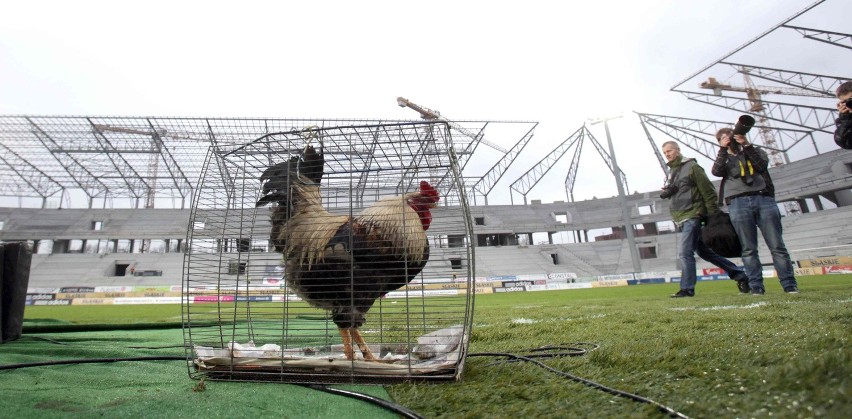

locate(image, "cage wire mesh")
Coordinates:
182 121 475 384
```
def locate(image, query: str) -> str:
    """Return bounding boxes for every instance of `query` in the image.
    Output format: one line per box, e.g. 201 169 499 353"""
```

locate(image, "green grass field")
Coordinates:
22 275 852 418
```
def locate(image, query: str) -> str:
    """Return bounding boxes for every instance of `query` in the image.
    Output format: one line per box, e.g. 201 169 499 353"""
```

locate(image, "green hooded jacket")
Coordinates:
666 155 719 225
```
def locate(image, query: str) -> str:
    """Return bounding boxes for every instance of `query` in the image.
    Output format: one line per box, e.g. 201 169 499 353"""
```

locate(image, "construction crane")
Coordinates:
700 73 803 215
92 123 165 251
396 97 508 153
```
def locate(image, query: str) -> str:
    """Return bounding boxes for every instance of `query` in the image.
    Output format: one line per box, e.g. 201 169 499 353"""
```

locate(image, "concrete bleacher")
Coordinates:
27 253 185 289
4 149 851 289
779 206 852 260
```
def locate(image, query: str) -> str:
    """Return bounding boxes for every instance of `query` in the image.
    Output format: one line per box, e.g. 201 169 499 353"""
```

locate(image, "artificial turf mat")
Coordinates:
0 323 400 418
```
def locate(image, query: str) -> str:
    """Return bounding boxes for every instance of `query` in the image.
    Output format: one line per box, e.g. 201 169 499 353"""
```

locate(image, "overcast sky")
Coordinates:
1 0 849 205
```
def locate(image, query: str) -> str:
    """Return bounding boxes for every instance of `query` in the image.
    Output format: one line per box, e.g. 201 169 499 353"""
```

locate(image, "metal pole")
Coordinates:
593 115 642 273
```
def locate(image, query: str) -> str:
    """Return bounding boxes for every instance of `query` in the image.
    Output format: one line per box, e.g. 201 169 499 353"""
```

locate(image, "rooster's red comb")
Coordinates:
419 181 440 203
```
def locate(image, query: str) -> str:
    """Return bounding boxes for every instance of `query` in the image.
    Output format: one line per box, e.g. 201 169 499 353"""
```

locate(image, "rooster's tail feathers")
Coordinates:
256 145 324 208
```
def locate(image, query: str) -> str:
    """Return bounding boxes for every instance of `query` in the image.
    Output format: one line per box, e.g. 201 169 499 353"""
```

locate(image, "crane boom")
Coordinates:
397 97 508 153
700 77 826 98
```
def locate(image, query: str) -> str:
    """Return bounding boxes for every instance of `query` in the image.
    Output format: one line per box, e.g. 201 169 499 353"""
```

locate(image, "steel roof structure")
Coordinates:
0 116 537 209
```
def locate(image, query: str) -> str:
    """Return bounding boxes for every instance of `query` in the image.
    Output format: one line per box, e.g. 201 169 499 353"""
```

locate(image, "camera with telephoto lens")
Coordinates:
660 184 678 199
733 115 755 136
727 115 756 153
845 98 852 108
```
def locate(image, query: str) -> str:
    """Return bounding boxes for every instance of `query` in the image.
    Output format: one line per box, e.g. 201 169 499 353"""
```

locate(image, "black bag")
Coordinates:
701 211 742 258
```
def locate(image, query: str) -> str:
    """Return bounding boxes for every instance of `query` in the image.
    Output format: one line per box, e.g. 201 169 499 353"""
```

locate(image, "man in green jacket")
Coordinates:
661 141 748 297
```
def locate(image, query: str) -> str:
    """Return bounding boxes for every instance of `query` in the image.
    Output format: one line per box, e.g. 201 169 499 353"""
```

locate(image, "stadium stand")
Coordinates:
1 149 850 291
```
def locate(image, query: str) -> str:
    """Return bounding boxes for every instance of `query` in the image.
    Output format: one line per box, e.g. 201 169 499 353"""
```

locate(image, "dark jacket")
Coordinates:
836 113 852 150
666 156 719 224
711 144 775 202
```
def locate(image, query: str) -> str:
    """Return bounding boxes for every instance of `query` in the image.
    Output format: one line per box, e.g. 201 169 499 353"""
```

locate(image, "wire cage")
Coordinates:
182 121 475 384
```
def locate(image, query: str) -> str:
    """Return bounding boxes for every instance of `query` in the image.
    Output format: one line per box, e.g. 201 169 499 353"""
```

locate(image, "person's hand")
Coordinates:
733 134 749 145
839 98 851 114
719 134 731 148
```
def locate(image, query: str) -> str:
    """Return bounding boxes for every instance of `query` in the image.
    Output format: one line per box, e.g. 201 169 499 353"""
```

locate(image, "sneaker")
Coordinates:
734 277 750 294
750 288 765 296
671 289 695 298
784 286 799 294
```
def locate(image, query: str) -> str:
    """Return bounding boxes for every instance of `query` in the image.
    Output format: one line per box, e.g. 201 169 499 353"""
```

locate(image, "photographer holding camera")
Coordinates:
660 141 748 298
835 81 852 150
711 122 798 295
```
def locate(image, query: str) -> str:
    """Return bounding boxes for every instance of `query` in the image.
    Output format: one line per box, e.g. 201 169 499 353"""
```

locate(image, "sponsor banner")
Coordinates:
27 287 60 294
471 286 494 294
268 295 302 302
627 278 666 285
696 275 722 282
493 286 525 293
193 295 236 303
246 288 285 295
55 292 93 300
702 267 726 276
826 265 852 274
170 285 183 292
525 284 548 292
384 289 456 298
503 280 536 288
596 273 635 281
56 291 182 299
547 282 594 290
474 277 492 283
113 297 183 305
592 279 628 288
794 267 824 276
31 299 72 306
517 274 549 281
94 286 135 293
487 275 519 281
262 277 285 286
547 272 578 280
131 286 173 293
73 298 115 305
235 296 273 302
59 287 95 293
798 256 852 268
633 272 670 280
26 293 55 301
403 282 476 291
185 285 219 292
763 269 777 278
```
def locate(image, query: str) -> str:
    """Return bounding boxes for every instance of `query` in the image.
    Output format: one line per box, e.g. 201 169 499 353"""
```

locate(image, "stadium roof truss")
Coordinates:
0 116 537 209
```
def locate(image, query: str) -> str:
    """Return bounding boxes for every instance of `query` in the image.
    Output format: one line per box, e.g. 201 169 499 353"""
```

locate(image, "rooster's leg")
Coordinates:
338 328 354 360
351 328 377 361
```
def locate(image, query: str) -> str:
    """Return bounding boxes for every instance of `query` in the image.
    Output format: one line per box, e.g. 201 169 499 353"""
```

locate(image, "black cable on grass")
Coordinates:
303 385 424 419
0 356 423 419
1 340 688 418
0 356 184 371
467 350 690 419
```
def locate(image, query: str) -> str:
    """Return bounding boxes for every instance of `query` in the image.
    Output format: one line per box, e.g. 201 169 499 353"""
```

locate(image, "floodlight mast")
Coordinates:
589 114 642 274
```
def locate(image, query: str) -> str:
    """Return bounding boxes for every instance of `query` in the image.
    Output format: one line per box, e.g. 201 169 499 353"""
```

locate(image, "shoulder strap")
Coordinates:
717 177 726 207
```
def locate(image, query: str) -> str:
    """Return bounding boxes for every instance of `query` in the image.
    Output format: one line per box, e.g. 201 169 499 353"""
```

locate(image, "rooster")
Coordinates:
256 145 440 361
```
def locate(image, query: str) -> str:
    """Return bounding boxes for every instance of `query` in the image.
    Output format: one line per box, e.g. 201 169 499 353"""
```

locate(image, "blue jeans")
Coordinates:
678 218 746 291
728 194 797 291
